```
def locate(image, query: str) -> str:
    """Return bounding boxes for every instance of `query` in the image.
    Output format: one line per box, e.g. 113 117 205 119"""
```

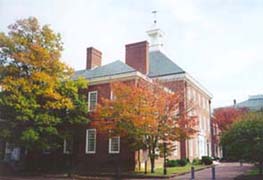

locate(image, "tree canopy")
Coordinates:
93 81 197 173
213 107 247 131
221 112 263 174
0 17 88 151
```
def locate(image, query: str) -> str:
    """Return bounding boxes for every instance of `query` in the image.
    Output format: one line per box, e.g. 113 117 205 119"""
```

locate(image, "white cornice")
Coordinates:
185 73 213 98
86 71 152 86
152 73 213 99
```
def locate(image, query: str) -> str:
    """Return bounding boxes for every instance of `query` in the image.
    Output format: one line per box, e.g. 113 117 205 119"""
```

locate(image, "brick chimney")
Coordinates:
86 47 102 70
125 41 149 74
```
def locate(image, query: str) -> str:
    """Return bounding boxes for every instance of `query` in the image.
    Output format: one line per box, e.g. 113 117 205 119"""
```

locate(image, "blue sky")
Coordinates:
0 0 263 108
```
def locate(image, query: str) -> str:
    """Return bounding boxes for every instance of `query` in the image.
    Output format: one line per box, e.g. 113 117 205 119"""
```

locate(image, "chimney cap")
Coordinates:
125 41 149 48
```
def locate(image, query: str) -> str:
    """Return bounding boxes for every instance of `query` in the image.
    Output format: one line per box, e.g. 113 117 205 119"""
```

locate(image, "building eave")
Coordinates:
81 71 152 86
152 72 213 99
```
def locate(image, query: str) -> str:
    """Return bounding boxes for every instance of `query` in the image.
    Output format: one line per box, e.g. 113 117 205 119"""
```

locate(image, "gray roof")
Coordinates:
73 51 185 80
72 60 135 80
148 51 185 77
236 95 263 111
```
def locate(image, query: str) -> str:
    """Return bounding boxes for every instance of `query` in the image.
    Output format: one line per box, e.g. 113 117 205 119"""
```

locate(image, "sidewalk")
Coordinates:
175 162 253 180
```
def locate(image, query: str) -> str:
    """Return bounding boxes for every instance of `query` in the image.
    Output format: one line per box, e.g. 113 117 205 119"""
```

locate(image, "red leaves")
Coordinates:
92 80 197 141
213 107 247 131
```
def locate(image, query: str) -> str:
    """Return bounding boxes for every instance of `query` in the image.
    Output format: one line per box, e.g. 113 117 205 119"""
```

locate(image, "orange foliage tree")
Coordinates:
92 80 197 173
213 107 247 131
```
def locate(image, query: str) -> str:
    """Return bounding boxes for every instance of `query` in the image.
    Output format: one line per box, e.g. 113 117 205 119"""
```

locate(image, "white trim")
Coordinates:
110 90 116 100
153 73 213 98
88 91 98 111
109 136 120 154
63 139 70 154
86 129 96 154
85 71 152 86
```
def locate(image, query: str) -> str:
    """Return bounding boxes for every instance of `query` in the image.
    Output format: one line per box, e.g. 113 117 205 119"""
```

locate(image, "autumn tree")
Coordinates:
221 112 263 175
0 17 88 153
93 81 197 174
213 107 247 131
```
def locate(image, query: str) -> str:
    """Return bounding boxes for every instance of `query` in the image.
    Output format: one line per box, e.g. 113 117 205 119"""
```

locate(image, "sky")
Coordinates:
0 0 263 108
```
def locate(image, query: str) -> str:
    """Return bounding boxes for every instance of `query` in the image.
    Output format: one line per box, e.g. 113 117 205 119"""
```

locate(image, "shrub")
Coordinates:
192 158 202 165
178 158 188 166
212 157 220 161
166 159 179 167
201 156 213 165
166 158 188 167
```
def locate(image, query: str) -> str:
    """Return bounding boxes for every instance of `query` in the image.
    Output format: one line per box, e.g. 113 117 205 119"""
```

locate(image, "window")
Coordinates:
63 138 73 154
109 136 120 154
88 91 97 111
189 139 193 156
86 129 96 153
199 116 202 129
110 90 116 100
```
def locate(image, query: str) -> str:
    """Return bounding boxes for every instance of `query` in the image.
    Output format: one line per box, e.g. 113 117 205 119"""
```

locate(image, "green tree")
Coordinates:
0 17 88 152
221 112 263 175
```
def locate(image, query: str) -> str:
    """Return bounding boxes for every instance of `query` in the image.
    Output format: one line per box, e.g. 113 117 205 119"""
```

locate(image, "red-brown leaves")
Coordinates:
92 80 197 141
213 107 247 131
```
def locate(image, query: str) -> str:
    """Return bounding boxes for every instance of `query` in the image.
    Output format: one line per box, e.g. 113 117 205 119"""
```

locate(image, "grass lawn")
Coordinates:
248 168 261 175
134 164 208 176
235 167 263 180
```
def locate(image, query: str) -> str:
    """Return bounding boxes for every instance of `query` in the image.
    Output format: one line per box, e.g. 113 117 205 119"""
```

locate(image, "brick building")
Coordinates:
70 24 213 171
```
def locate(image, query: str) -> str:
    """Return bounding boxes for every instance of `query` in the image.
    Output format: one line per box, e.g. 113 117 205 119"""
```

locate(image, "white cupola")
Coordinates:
146 11 165 51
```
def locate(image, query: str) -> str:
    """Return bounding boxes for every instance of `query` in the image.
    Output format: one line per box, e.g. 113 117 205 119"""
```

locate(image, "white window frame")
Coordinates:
63 139 69 154
88 91 98 111
109 136 120 154
110 90 116 100
86 129 96 154
189 139 193 156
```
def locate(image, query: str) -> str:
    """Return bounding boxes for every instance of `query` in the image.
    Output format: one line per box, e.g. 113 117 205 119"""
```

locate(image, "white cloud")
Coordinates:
157 0 202 23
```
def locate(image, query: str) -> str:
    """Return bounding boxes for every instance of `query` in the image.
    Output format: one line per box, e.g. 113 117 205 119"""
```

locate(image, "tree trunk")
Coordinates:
260 161 263 175
150 148 155 173
144 160 147 174
138 150 141 171
150 156 155 173
163 142 167 175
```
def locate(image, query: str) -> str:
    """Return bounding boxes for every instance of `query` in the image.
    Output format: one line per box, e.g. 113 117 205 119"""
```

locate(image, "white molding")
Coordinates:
88 91 98 112
153 73 213 99
86 71 152 86
86 129 96 154
109 136 120 154
63 139 70 154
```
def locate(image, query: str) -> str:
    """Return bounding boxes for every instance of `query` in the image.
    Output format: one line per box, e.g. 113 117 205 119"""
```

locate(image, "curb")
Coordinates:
73 165 213 179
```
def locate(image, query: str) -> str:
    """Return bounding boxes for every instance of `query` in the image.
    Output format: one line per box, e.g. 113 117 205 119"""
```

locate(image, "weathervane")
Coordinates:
152 10 158 24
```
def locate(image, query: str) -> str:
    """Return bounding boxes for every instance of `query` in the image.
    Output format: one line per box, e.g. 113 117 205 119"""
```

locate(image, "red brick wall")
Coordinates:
87 83 111 104
161 80 187 159
75 81 137 172
74 129 135 172
125 41 149 74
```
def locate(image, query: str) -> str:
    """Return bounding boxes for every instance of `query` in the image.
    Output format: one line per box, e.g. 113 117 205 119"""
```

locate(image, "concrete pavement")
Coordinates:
174 162 252 180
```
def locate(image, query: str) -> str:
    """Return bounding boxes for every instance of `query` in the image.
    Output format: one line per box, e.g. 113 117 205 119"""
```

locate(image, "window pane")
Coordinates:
89 92 97 111
86 129 96 153
64 138 73 154
109 137 120 153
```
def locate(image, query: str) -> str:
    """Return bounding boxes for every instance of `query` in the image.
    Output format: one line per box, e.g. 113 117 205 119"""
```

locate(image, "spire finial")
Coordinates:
152 10 158 24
